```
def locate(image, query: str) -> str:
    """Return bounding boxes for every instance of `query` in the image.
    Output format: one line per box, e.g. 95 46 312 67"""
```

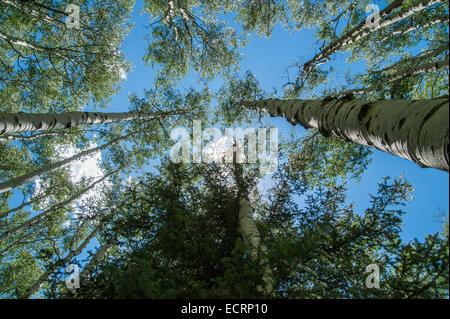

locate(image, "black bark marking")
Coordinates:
339 93 354 102
365 117 372 132
357 103 371 123
417 100 448 153
323 96 336 104
383 133 391 146
319 127 332 138
423 101 445 124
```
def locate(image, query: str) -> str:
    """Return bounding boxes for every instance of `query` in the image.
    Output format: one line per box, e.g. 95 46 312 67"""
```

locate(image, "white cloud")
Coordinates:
33 140 108 226
60 142 104 184
119 67 127 80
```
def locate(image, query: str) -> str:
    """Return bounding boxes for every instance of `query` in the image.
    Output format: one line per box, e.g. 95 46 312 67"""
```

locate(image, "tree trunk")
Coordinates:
340 58 449 96
0 131 136 194
375 45 448 75
238 196 275 296
23 227 100 298
242 96 449 172
0 166 122 242
0 110 180 135
380 14 449 42
0 193 47 219
299 0 442 83
0 31 78 63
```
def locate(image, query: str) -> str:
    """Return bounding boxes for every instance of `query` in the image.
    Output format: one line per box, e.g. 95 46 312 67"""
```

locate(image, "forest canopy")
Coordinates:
0 0 448 299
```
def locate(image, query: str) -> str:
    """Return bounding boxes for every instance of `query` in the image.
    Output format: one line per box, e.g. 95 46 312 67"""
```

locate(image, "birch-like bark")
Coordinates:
0 131 136 194
0 31 78 63
1 0 63 26
380 14 449 42
0 131 62 142
299 0 442 82
339 57 449 96
342 0 443 46
0 129 103 142
23 227 100 298
166 0 179 41
0 193 47 219
0 167 121 242
242 96 449 172
375 46 448 75
0 110 180 135
238 197 275 296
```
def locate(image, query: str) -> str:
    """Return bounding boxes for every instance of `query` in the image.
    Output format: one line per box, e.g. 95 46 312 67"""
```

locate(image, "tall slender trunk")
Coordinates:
0 110 181 135
374 46 448 75
23 227 100 298
0 129 103 142
242 96 449 172
343 0 443 46
238 196 275 296
340 58 449 96
0 131 136 194
298 0 442 83
0 166 122 242
233 162 274 296
0 193 48 219
0 31 78 63
380 14 449 41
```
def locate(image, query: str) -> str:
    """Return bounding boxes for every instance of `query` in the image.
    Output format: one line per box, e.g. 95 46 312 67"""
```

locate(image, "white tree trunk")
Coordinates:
0 111 169 135
299 0 442 81
0 193 47 219
380 14 448 41
340 58 449 96
243 96 449 172
0 31 77 63
238 197 274 296
0 167 122 242
0 131 137 194
375 45 448 75
23 227 100 298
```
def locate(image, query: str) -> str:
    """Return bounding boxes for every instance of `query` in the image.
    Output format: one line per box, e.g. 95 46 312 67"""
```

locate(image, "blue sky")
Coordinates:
2 0 448 299
103 2 448 243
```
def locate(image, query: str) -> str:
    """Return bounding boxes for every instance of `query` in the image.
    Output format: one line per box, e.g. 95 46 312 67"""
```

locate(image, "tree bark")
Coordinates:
375 46 448 75
23 227 100 298
242 96 449 172
0 110 180 135
0 131 135 194
0 166 122 242
380 14 449 42
0 193 48 219
0 31 78 63
298 0 442 83
238 196 275 296
340 57 449 96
